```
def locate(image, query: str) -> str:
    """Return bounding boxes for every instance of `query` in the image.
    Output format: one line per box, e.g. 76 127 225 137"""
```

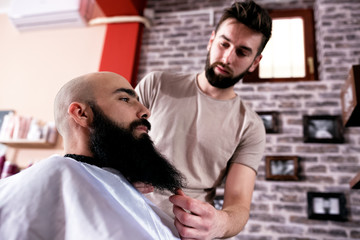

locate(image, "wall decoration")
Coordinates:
265 156 299 181
257 111 279 133
307 192 347 222
340 64 360 127
303 115 344 143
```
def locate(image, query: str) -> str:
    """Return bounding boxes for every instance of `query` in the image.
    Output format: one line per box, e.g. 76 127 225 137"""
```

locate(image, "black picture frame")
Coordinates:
303 115 344 143
257 111 279 133
265 156 299 181
307 192 347 222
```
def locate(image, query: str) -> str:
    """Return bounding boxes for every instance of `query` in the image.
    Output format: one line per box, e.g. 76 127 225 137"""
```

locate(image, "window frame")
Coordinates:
243 9 318 83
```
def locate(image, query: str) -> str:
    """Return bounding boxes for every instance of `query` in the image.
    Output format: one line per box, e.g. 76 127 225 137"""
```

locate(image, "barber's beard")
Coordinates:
205 51 250 89
88 104 185 193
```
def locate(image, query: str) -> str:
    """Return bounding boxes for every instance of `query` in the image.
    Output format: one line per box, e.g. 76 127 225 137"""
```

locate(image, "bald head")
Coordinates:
54 72 131 137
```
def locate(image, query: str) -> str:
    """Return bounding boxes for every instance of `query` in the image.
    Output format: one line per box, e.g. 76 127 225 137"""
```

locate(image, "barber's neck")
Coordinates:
197 71 237 100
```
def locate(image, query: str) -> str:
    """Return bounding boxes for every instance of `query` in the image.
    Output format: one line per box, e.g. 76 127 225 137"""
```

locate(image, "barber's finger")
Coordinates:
173 205 205 231
175 188 186 196
171 195 209 218
174 217 198 240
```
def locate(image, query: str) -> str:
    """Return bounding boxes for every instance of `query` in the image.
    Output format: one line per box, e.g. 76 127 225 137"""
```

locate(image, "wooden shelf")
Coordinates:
0 139 56 148
350 172 360 189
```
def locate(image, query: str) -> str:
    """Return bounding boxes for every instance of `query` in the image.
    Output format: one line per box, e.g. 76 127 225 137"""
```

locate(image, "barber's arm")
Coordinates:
169 163 256 239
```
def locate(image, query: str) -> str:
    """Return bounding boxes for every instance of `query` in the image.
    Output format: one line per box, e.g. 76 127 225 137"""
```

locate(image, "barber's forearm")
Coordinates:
217 205 250 238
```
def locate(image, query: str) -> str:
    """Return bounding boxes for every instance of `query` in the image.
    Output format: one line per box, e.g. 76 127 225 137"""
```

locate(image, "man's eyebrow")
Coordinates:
113 88 138 99
220 34 253 54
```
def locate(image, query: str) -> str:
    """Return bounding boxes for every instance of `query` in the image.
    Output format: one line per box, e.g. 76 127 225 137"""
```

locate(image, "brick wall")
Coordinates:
137 0 360 239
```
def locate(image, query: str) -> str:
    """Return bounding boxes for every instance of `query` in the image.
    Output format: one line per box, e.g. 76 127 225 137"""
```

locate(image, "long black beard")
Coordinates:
88 103 185 194
204 51 249 89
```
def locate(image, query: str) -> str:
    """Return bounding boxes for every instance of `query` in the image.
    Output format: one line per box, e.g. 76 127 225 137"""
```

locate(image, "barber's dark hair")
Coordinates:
214 0 272 55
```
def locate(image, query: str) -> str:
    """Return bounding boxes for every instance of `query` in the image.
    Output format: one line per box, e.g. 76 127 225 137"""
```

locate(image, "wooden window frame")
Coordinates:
243 9 318 83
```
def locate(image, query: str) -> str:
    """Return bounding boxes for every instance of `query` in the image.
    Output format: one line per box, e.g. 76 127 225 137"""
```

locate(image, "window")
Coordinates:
243 9 318 83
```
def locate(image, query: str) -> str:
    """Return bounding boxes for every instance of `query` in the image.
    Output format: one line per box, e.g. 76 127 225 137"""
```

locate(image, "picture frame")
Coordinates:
303 115 344 143
265 156 299 181
307 192 347 222
340 64 360 127
257 111 279 133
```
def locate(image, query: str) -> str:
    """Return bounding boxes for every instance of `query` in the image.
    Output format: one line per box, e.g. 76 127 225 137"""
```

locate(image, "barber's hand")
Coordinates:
169 189 224 240
132 182 154 194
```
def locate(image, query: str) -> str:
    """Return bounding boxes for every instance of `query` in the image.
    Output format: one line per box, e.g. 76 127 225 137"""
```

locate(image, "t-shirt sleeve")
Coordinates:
135 71 161 109
230 111 266 174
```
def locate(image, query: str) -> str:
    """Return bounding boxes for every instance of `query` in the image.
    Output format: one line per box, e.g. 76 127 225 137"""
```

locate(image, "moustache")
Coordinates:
129 119 152 132
211 62 233 75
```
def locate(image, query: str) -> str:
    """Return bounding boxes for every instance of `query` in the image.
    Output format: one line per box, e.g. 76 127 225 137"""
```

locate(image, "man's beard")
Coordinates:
205 51 250 89
88 103 185 194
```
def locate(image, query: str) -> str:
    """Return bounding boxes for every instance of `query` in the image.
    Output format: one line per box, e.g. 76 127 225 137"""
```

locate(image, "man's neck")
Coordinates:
64 153 103 167
197 72 237 100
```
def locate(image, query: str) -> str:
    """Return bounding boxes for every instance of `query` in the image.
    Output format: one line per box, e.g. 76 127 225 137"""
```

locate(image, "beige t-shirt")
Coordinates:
135 71 265 218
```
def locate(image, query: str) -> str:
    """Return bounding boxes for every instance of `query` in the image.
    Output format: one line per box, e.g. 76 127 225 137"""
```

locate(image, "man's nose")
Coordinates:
137 103 151 119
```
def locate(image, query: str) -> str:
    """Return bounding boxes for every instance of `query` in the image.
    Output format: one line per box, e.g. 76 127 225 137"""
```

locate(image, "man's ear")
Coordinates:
207 30 216 51
248 54 262 73
68 102 92 128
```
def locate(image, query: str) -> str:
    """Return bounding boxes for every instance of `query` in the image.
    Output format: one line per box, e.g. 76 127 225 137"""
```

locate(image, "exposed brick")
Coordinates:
330 165 360 173
305 165 327 173
273 204 304 213
308 228 348 237
351 230 360 239
267 225 304 234
247 224 262 233
280 194 299 203
277 136 304 143
296 145 339 153
250 213 286 223
252 203 270 212
302 175 334 184
305 101 339 107
140 0 360 239
278 237 317 240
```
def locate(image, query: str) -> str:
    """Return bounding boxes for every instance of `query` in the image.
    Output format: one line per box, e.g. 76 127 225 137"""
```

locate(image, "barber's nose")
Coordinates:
222 48 234 65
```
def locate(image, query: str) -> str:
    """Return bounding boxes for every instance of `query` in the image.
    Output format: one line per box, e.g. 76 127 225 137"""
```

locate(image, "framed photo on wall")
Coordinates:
303 115 344 143
340 64 360 127
257 111 279 133
265 156 299 181
307 192 347 222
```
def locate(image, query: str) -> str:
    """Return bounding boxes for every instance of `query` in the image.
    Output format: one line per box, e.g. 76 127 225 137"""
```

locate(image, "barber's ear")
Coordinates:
68 102 92 127
207 31 216 51
248 54 262 73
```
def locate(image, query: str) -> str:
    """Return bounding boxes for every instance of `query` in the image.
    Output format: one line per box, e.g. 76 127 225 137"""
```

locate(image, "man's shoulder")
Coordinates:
21 155 85 180
37 155 79 170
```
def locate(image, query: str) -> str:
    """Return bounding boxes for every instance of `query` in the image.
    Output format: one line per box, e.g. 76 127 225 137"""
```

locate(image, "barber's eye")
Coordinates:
119 98 130 102
220 42 228 47
236 50 246 57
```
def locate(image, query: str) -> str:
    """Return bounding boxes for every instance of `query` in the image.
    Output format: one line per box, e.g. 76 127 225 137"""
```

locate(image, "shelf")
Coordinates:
0 139 56 148
350 172 360 189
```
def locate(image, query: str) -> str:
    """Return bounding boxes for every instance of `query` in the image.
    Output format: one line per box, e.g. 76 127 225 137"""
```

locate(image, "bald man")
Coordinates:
0 72 184 240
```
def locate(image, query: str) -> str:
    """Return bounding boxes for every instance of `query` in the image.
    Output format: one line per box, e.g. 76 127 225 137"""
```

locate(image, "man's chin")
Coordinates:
133 132 150 140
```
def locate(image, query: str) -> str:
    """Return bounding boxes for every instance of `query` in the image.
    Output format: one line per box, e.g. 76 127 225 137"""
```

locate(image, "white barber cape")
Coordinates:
0 155 180 240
